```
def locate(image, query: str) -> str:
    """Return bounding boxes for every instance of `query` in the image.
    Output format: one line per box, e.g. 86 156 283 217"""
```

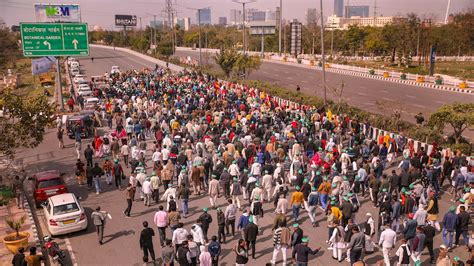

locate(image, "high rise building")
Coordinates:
265 10 276 22
306 8 318 25
333 0 344 17
174 17 191 31
230 9 242 25
218 17 227 26
344 6 370 18
196 8 211 25
252 11 266 21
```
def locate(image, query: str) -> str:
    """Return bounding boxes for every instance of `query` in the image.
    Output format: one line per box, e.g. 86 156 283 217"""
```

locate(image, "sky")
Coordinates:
1 0 473 30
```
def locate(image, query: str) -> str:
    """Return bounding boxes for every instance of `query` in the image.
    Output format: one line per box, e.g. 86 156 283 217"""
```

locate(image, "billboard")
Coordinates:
31 56 56 75
115 15 137 26
34 4 81 23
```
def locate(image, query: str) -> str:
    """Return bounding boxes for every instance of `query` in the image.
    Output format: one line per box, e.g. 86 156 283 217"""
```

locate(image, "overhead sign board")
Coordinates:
115 15 137 26
34 4 81 23
20 23 89 57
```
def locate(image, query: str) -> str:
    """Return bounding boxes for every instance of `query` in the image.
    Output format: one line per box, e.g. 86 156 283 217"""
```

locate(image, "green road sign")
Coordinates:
20 23 89 57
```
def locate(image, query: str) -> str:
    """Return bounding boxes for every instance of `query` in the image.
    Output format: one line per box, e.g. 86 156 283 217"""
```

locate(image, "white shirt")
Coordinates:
121 145 130 156
152 151 162 162
378 228 397 248
142 180 152 194
162 148 170 161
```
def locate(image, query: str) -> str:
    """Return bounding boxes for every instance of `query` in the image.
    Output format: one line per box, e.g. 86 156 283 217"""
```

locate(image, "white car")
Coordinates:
73 75 87 84
70 61 79 69
70 68 80 76
110 66 120 74
84 97 99 105
77 84 92 96
43 193 88 236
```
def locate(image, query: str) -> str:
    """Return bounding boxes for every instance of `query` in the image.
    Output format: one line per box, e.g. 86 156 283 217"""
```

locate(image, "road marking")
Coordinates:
406 94 416 98
357 92 367 96
436 100 446 104
382 97 391 101
412 103 426 109
380 90 389 93
64 236 78 265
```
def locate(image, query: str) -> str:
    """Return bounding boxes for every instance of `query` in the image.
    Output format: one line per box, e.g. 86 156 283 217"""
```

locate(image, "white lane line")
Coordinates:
357 92 367 96
382 97 391 101
406 94 416 98
380 90 389 93
436 100 446 104
412 103 426 109
64 236 78 265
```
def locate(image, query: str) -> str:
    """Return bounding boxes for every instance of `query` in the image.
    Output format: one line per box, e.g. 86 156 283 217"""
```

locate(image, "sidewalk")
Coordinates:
0 199 40 265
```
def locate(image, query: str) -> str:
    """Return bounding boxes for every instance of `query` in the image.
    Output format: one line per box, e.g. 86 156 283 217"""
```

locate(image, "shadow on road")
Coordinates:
102 229 135 244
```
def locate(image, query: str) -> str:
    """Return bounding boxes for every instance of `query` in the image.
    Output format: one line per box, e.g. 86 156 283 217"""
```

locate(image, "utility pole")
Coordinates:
153 15 157 46
320 0 327 105
163 0 177 54
279 0 282 55
444 0 451 24
233 0 256 54
373 0 377 26
187 6 210 70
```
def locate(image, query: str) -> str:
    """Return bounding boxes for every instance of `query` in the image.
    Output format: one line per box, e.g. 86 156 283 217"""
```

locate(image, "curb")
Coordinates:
23 199 42 250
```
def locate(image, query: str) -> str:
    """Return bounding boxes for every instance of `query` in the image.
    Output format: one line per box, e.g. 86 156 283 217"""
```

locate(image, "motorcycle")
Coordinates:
43 236 66 265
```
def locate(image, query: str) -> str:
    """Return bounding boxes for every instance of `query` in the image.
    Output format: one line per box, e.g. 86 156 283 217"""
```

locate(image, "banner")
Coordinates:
35 4 81 23
31 56 56 75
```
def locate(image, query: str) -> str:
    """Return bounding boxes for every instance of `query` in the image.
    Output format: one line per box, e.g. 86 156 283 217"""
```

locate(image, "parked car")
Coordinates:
77 84 92 97
73 75 87 84
69 61 79 69
31 170 68 208
43 193 88 236
70 67 80 76
66 114 94 139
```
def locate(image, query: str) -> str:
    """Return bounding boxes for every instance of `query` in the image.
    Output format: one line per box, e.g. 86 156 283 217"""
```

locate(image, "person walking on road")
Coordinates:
74 140 82 160
102 158 113 185
153 205 168 247
378 223 397 266
139 221 156 263
142 177 153 207
197 208 213 243
271 223 291 265
12 175 25 209
92 162 104 195
91 206 109 245
208 235 221 266
25 246 45 266
124 183 134 217
57 127 64 149
161 239 174 266
244 216 259 260
84 144 94 167
234 239 249 266
208 175 220 208
291 236 320 266
112 159 124 190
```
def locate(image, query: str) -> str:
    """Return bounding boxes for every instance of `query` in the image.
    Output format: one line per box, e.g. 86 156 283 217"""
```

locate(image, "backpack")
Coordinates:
168 200 177 211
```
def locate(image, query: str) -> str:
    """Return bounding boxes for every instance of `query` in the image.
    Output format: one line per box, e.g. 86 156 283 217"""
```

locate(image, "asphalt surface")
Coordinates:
175 50 474 132
16 46 472 266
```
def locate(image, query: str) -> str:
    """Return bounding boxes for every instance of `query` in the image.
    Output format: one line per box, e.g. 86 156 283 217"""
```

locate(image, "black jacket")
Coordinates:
423 224 435 243
244 223 259 241
139 227 155 248
197 213 213 229
457 211 470 231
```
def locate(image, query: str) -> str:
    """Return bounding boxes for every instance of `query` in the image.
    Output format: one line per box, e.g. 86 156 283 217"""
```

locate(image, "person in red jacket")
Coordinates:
67 97 75 112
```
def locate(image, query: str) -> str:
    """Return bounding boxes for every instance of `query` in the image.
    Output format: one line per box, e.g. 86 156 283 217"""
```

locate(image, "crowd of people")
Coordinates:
65 66 473 266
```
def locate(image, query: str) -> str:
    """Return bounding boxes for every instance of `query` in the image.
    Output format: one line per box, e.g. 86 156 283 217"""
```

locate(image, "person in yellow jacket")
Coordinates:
289 186 304 223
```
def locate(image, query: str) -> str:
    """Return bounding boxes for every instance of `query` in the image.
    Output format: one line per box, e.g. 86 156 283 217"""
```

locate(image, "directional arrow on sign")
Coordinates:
43 41 51 50
72 39 78 49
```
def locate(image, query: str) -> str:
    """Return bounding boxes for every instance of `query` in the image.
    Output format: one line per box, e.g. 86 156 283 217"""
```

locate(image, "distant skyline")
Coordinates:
1 0 472 30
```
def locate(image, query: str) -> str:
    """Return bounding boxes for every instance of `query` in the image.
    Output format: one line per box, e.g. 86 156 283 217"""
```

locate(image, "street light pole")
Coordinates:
279 0 282 55
187 7 210 71
233 0 256 54
319 0 327 105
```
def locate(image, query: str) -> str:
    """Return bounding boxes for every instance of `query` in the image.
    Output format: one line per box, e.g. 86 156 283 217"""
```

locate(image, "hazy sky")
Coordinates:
1 0 472 29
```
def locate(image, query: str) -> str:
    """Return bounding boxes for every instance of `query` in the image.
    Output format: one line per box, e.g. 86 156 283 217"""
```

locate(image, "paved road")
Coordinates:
175 50 474 130
14 46 471 266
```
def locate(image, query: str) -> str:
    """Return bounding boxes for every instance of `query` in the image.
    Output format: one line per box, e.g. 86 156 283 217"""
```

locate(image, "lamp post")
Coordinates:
279 0 282 55
319 0 327 105
187 7 210 70
232 0 256 54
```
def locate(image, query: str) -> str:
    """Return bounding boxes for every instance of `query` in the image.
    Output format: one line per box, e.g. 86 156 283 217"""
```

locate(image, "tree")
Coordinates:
215 47 240 77
428 103 474 144
233 54 261 78
0 90 56 159
0 29 20 70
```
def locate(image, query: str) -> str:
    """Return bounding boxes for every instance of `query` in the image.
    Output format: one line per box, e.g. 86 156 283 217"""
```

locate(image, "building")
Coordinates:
265 10 276 22
174 17 191 31
306 8 318 25
150 20 163 30
344 5 369 18
218 17 227 26
196 8 211 25
327 14 405 30
230 9 242 25
290 19 303 57
333 0 344 17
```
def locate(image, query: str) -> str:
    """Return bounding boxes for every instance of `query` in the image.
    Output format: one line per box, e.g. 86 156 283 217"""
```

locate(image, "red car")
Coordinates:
31 170 68 208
